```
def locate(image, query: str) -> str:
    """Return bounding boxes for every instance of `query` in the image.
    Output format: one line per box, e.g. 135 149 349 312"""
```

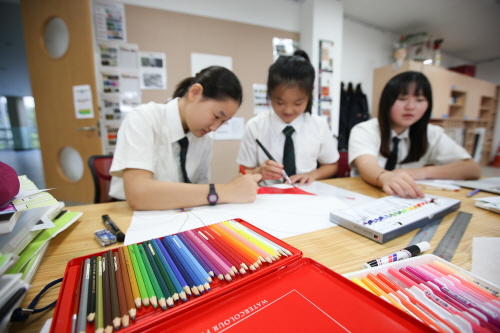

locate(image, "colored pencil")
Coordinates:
137 243 167 309
154 238 190 299
102 252 113 333
206 226 258 270
172 234 211 290
76 258 90 333
131 244 157 308
165 235 205 293
141 242 171 308
160 237 200 296
218 223 274 263
177 233 215 278
71 259 83 333
147 240 179 302
106 250 121 331
212 224 262 266
230 220 292 256
194 228 237 275
95 256 104 333
200 228 247 274
87 255 97 323
183 230 226 280
117 247 138 319
187 230 233 280
224 221 280 259
125 245 149 307
113 252 130 327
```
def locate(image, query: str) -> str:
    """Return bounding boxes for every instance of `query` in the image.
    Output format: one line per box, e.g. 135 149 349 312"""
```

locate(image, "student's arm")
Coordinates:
290 163 338 186
354 155 425 198
123 169 261 211
393 159 481 180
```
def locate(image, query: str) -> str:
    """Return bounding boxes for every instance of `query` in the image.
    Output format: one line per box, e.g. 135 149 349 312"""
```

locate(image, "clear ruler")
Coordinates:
408 217 443 246
432 212 472 261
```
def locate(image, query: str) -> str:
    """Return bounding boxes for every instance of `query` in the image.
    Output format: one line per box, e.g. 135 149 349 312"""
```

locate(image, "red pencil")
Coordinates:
239 165 246 175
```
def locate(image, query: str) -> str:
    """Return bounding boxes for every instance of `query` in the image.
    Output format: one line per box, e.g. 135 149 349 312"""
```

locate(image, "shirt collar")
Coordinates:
390 127 410 140
270 111 306 134
166 98 187 142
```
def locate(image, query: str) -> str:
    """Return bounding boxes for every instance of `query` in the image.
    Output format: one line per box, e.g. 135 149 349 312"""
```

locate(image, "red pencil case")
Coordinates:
50 219 433 333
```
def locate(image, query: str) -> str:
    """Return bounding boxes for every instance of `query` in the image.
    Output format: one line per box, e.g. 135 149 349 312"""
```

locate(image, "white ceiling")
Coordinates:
342 0 500 64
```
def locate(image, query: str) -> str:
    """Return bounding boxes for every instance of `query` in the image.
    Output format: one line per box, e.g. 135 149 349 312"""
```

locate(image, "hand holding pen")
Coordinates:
255 139 296 187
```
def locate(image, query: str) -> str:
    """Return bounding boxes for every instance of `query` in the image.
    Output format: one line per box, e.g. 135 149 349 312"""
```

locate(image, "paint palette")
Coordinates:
330 195 460 243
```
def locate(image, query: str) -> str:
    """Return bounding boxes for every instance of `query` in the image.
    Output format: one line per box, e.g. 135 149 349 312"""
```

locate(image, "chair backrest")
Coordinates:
336 151 351 178
87 155 115 204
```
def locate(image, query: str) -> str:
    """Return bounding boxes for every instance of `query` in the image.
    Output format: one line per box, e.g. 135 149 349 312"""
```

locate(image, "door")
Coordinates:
20 0 102 202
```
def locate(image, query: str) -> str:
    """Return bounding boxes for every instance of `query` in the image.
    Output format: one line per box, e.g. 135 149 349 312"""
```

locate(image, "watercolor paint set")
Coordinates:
330 194 461 243
50 219 433 333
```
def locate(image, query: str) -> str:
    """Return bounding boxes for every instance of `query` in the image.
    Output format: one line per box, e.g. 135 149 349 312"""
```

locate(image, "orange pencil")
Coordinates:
204 227 249 272
217 223 274 263
208 225 260 268
202 228 246 274
121 246 143 309
215 224 263 265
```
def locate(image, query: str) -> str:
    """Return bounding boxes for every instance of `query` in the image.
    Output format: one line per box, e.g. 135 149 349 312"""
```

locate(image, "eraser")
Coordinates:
94 229 117 247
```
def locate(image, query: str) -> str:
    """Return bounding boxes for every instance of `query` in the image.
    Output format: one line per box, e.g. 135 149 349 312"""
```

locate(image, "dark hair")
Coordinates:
173 66 243 106
267 49 315 113
378 71 433 163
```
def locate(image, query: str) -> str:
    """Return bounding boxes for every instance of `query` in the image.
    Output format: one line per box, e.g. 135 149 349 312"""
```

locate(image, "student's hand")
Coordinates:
290 173 315 186
378 171 425 199
220 174 262 204
260 160 285 180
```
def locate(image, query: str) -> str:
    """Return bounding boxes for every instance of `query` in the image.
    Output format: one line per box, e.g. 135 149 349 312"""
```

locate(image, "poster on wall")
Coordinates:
191 53 232 76
318 40 334 126
99 43 139 68
253 83 269 115
72 85 94 119
139 51 167 90
94 1 127 42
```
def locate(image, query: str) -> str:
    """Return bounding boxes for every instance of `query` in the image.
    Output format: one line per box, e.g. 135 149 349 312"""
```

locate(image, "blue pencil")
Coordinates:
160 238 200 296
174 234 212 290
151 239 186 301
155 238 191 297
165 235 206 293
178 233 214 278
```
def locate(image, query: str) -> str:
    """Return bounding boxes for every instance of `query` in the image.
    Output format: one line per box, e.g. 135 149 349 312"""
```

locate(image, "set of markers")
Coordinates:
346 254 500 333
68 219 294 333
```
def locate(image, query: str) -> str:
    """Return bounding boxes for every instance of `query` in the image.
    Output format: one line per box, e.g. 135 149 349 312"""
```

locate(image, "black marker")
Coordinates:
101 214 125 242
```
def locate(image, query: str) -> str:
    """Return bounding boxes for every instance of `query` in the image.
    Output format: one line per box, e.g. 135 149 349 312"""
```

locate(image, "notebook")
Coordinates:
453 177 500 195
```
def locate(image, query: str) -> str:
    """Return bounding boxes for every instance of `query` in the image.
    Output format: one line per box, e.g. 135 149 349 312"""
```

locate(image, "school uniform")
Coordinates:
237 110 339 185
109 98 212 200
348 118 472 175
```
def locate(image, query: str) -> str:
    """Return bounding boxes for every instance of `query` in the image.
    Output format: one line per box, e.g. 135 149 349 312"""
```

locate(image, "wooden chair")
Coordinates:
87 155 117 203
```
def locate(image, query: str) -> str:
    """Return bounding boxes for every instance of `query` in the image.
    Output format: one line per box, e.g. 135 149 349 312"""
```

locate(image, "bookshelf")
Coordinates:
373 61 499 165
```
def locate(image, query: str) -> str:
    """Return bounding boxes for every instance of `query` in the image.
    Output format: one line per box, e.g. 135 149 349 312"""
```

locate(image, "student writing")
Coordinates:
237 50 339 186
109 66 261 210
348 71 481 198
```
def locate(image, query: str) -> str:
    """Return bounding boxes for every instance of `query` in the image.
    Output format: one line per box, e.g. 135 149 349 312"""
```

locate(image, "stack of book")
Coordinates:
0 175 82 332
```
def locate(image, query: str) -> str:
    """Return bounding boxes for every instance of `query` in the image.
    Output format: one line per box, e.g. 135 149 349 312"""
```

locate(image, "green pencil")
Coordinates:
131 244 157 308
95 256 104 333
125 246 149 307
138 243 167 310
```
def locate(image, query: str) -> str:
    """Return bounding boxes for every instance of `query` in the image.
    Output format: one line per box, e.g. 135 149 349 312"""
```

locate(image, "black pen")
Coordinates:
255 139 296 187
101 214 125 242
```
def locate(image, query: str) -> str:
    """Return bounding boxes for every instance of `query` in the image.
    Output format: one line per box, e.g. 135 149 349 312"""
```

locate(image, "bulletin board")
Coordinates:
123 5 300 183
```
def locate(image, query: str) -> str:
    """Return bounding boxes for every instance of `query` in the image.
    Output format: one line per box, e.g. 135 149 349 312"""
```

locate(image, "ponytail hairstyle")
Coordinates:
173 66 243 106
267 49 315 113
378 71 433 163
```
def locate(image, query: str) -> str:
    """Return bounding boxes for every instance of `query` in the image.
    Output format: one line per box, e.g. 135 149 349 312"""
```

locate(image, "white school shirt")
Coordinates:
237 110 339 184
109 99 212 200
348 118 472 175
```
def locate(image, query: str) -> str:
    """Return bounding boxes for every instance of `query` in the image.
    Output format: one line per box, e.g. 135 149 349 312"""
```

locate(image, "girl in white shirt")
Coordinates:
349 71 480 198
110 66 261 210
237 50 339 186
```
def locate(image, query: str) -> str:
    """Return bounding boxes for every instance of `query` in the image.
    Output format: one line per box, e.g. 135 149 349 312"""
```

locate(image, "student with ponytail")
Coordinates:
110 66 261 210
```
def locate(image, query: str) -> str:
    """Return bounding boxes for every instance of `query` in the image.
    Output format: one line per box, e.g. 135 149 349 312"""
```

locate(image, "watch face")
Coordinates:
208 193 218 204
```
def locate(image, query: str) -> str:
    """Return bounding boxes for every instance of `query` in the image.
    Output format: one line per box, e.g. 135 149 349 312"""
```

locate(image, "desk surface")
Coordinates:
11 177 500 333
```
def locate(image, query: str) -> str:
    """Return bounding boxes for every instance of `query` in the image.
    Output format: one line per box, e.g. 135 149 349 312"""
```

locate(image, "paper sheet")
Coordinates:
472 237 500 287
125 182 374 245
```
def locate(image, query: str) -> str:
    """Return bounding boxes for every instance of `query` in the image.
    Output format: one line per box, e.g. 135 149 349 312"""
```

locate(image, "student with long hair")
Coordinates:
110 66 261 210
349 71 480 198
237 50 338 186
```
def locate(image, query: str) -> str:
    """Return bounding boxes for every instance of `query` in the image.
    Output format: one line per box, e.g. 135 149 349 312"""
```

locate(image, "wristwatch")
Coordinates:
207 184 218 206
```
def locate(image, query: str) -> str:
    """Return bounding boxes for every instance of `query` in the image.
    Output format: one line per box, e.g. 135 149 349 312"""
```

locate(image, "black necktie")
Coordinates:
385 137 400 171
282 126 296 176
178 137 191 183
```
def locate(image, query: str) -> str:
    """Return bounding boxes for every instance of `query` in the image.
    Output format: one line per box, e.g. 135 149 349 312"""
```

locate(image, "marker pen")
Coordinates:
362 241 430 269
101 214 125 242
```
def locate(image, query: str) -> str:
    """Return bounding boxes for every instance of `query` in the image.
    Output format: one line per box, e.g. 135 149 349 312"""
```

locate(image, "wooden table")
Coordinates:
11 177 500 332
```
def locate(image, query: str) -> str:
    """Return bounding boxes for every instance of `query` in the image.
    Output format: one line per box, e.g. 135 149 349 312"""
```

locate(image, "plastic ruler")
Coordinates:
432 212 472 261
